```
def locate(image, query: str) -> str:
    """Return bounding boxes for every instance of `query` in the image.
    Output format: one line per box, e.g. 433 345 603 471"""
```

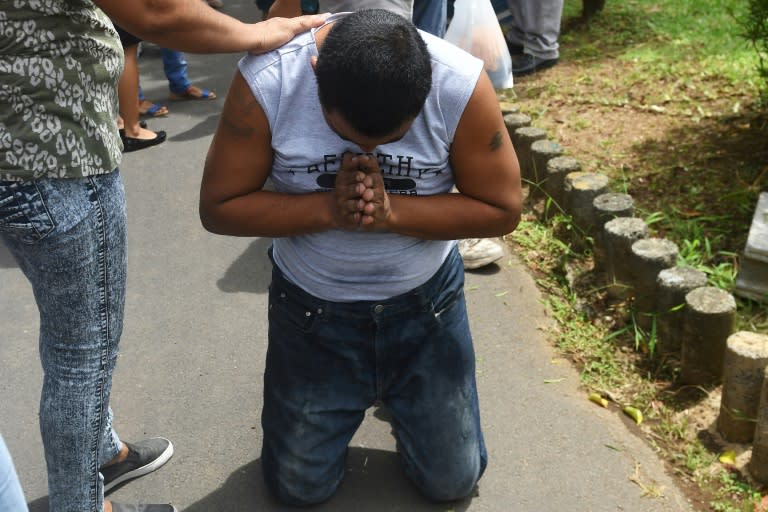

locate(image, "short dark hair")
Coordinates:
315 9 432 137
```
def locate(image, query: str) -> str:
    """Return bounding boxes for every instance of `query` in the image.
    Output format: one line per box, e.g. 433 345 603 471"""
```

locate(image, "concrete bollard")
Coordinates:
593 193 634 225
499 101 519 116
629 238 679 331
717 332 768 443
749 365 768 483
504 113 532 146
544 156 581 218
562 172 610 238
680 286 737 385
592 193 634 269
514 126 547 186
655 266 709 354
603 217 648 298
529 140 563 200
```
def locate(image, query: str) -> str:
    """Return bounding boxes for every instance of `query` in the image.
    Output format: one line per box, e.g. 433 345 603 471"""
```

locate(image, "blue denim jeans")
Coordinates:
0 434 27 512
261 246 487 505
0 172 126 512
161 48 190 95
413 0 447 37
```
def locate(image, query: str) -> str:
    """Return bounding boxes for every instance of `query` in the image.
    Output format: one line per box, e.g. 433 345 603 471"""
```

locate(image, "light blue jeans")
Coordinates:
262 246 487 505
0 172 126 512
0 434 27 512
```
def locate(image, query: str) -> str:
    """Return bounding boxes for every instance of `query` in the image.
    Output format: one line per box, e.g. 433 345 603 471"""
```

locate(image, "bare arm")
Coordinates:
94 0 327 54
201 70 521 240
355 71 522 239
199 71 363 236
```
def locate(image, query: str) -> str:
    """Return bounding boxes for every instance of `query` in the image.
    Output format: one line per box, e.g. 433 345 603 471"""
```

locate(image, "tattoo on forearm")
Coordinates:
489 131 503 151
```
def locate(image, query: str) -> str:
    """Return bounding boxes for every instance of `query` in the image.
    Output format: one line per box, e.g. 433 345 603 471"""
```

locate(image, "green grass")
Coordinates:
507 0 768 509
563 0 760 77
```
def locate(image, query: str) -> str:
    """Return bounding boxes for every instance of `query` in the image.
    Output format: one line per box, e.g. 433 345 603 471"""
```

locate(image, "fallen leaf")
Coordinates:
719 450 736 465
623 406 643 424
543 378 565 384
589 392 609 408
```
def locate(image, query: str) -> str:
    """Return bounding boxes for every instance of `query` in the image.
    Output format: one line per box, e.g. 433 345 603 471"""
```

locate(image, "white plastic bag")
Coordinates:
444 0 514 89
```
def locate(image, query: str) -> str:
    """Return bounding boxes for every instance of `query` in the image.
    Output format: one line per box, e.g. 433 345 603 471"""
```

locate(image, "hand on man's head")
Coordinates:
248 13 329 55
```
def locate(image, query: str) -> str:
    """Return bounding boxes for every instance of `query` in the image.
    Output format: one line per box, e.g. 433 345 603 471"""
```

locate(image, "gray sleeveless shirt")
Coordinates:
238 14 483 301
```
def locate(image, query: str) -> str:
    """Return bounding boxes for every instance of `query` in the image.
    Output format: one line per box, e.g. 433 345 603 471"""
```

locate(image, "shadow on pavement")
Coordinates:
217 238 273 293
0 240 18 268
183 447 473 512
168 113 221 143
28 496 47 512
464 262 502 276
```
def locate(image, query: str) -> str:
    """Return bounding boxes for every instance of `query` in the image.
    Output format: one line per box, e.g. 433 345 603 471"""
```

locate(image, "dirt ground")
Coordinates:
509 54 767 249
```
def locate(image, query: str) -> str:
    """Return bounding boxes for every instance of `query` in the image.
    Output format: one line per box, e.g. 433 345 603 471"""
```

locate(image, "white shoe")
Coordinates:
458 238 504 270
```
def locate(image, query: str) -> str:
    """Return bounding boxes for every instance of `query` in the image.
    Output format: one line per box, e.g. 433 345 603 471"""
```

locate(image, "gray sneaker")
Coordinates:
101 438 174 493
458 238 504 269
110 504 177 512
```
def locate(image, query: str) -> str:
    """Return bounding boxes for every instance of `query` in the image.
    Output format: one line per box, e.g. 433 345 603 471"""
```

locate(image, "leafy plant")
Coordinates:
738 0 768 101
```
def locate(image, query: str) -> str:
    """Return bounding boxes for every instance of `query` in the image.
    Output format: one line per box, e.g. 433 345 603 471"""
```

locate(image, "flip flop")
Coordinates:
169 85 217 101
139 100 169 117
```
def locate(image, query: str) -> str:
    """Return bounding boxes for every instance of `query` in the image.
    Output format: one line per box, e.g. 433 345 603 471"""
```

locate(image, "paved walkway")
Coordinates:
0 5 695 511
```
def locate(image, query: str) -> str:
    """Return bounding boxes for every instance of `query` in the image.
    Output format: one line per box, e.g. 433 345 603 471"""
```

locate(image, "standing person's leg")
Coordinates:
412 0 447 37
380 247 487 501
163 48 217 101
0 174 174 512
505 0 562 74
160 49 191 96
0 173 126 512
117 42 166 151
0 434 27 512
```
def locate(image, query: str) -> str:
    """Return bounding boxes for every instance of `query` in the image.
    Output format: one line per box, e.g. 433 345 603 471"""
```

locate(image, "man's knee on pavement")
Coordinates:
262 448 343 506
407 453 482 502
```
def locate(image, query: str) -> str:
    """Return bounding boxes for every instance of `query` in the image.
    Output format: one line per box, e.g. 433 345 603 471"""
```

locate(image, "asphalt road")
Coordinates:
0 3 695 510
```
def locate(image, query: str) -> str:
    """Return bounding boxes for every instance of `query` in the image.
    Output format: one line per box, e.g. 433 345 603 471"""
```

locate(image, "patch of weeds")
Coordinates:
546 294 629 391
738 299 768 332
570 115 593 131
709 469 763 511
507 1 768 509
652 407 691 443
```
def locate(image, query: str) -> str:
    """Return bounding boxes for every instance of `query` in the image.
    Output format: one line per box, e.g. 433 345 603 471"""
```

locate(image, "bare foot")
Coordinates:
123 125 162 140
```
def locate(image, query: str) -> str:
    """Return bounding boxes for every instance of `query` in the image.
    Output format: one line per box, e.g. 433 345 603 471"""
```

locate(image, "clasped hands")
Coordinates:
332 152 391 231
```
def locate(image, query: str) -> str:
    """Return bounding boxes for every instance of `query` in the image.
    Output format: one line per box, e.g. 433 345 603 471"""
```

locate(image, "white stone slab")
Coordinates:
745 192 768 263
735 254 768 302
